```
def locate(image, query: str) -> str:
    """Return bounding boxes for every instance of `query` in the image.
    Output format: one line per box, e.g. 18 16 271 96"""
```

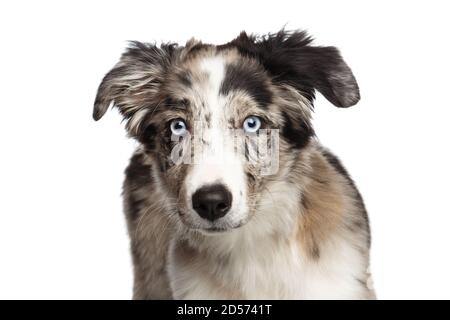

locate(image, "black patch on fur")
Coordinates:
322 149 352 181
124 153 153 221
220 63 272 108
281 111 313 149
221 30 360 108
125 154 153 187
321 149 371 247
138 124 157 151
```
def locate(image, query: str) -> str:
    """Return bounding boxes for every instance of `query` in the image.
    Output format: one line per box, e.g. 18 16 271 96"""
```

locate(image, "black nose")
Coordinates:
192 184 232 221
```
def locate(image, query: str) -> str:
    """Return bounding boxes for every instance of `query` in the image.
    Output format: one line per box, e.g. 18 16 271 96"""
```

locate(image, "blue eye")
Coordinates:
243 116 262 133
170 119 187 136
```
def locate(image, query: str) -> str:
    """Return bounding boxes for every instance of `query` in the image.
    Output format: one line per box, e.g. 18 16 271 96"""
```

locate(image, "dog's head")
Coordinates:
93 30 359 234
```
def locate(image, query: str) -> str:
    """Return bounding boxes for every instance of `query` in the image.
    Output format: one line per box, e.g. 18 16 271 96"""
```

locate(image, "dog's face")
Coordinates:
94 30 360 234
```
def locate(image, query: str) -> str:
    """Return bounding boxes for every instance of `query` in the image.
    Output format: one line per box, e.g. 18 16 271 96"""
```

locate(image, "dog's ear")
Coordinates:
93 41 177 121
228 30 360 108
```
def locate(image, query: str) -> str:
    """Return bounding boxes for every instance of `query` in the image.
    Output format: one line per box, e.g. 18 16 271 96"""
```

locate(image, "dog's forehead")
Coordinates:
184 51 231 97
170 49 271 117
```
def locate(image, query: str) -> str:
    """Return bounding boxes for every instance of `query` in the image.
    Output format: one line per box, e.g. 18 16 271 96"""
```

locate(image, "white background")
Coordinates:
1 0 449 299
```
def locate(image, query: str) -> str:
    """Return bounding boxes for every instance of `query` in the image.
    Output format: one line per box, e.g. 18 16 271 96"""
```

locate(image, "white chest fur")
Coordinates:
167 220 370 300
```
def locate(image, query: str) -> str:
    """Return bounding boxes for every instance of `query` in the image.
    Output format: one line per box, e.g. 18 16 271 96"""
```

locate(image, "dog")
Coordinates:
93 30 375 299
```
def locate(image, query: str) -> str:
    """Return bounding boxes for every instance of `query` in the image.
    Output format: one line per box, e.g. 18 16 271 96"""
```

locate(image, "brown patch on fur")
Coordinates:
296 151 345 261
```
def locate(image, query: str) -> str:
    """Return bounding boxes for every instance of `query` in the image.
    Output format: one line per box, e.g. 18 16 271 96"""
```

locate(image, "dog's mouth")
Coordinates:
177 209 246 234
204 227 229 233
198 224 243 235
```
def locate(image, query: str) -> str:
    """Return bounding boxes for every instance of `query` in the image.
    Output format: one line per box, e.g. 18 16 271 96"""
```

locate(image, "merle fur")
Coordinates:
221 30 360 109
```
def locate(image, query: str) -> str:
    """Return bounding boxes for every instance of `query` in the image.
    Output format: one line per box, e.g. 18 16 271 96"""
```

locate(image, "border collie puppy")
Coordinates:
93 30 375 299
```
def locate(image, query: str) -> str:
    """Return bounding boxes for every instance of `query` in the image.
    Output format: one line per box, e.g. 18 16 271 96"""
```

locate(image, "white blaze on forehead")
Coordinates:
198 55 228 151
184 56 249 227
199 56 226 95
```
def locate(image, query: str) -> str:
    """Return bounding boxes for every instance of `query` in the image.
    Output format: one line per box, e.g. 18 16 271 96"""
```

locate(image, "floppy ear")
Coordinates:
93 41 177 121
228 30 360 108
